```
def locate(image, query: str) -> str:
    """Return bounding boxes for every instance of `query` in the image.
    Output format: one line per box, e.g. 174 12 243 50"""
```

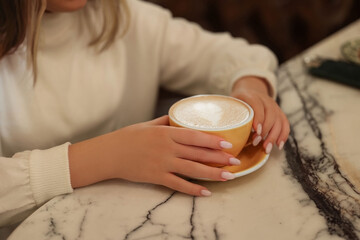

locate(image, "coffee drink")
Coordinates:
169 95 250 130
169 95 253 157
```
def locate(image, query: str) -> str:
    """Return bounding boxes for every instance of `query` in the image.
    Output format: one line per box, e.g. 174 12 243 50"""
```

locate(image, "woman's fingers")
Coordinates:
174 144 240 166
276 114 290 149
232 86 290 154
251 132 263 146
237 93 265 135
263 118 282 154
249 100 265 136
162 174 212 197
260 99 278 139
147 115 170 125
244 96 290 152
170 127 230 150
170 158 235 181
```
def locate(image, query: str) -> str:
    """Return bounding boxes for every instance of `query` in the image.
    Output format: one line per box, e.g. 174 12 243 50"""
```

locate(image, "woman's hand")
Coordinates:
69 116 240 197
231 76 290 154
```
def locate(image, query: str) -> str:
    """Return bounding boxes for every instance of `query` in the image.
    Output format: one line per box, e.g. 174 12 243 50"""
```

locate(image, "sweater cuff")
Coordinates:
29 142 73 206
228 68 277 99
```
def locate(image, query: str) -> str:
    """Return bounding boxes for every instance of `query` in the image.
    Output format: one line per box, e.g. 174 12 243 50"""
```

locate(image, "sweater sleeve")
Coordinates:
131 0 278 97
0 143 73 227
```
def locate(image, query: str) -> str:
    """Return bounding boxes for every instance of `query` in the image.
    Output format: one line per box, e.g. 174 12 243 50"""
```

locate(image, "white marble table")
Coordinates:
6 20 360 240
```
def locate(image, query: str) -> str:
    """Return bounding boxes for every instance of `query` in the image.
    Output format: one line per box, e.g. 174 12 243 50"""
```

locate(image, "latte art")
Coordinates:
192 102 223 126
170 95 250 129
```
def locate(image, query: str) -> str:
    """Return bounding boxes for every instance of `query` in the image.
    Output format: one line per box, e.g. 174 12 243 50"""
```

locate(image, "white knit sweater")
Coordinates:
0 0 277 226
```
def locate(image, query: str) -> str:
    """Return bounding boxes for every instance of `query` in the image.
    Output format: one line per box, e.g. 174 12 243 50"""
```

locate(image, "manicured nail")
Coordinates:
252 135 262 146
220 141 232 149
221 171 235 180
266 143 273 154
279 141 284 150
201 189 212 197
257 123 262 135
229 157 241 165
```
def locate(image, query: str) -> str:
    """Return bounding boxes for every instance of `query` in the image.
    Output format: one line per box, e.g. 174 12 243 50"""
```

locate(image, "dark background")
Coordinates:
146 0 360 63
147 0 360 114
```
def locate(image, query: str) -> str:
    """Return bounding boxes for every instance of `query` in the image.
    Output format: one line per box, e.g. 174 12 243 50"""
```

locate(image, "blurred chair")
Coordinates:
147 0 358 62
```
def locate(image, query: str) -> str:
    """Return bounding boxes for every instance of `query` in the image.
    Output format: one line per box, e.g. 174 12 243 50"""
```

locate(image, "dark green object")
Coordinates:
308 60 360 89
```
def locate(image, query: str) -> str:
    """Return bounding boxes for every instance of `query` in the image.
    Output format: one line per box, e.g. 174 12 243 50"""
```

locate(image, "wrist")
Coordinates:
232 76 270 96
68 132 117 188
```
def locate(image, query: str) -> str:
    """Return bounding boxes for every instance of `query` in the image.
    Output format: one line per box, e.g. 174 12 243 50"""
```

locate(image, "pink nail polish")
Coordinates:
221 172 235 180
266 143 273 154
220 141 232 149
229 157 241 165
252 136 262 146
201 189 212 197
279 141 284 150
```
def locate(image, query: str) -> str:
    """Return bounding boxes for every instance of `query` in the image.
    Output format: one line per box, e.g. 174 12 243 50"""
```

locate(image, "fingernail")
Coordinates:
252 136 262 146
279 141 284 150
220 141 232 149
221 171 235 180
229 157 241 165
266 143 273 154
257 124 262 135
201 189 212 197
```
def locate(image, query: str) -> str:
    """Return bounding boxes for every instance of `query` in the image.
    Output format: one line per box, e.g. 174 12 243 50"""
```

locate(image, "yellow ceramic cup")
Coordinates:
168 95 254 158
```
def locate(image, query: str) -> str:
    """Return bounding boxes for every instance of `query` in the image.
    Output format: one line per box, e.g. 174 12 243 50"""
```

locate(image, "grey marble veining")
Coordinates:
278 57 360 239
4 19 360 240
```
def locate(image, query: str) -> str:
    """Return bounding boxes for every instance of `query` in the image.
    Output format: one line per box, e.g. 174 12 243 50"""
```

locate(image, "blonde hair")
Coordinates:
0 0 129 79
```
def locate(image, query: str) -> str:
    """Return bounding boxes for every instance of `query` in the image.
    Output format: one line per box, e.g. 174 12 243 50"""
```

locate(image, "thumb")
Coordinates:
148 115 170 126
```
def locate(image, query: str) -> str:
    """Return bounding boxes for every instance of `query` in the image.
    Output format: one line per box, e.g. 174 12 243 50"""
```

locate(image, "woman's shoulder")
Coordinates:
124 0 175 40
127 0 173 23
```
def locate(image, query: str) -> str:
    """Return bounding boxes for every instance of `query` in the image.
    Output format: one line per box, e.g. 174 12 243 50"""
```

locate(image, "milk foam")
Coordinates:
171 96 250 129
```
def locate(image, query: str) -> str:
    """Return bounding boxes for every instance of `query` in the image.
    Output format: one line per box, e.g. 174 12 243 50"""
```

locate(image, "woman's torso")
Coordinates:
0 2 162 157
